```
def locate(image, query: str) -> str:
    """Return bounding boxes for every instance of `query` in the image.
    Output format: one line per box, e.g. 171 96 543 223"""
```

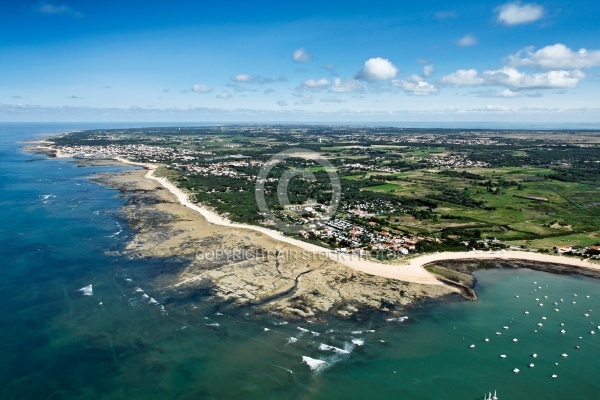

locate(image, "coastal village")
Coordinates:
52 136 600 261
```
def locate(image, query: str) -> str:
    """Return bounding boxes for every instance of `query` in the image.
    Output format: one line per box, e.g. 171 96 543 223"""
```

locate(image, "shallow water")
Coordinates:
1 123 599 399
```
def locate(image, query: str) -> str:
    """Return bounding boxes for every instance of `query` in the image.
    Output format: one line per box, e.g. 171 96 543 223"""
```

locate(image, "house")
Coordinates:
554 246 572 254
586 245 600 255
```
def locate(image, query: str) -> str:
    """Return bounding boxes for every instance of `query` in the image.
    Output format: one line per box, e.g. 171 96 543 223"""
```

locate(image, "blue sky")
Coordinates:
1 0 599 123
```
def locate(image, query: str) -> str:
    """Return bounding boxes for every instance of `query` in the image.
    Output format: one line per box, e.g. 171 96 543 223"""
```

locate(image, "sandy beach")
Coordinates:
115 157 443 285
43 152 593 286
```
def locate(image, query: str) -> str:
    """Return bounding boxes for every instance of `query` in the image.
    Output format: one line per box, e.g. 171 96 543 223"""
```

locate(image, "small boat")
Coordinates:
551 374 558 379
500 354 507 358
532 353 538 358
561 353 568 358
470 344 476 348
513 338 518 342
513 368 520 373
529 363 535 368
561 330 566 334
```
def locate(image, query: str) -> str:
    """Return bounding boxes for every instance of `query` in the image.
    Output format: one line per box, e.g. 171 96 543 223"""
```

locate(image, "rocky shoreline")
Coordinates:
95 166 453 320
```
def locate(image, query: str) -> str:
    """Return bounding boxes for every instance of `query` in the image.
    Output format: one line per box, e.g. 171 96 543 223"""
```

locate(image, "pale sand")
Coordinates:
402 250 600 272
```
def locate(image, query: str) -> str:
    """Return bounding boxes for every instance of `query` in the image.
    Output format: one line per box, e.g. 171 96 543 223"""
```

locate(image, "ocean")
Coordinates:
1 123 599 399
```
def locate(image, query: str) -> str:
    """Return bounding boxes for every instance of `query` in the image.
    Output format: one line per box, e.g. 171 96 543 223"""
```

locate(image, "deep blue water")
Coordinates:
1 123 599 400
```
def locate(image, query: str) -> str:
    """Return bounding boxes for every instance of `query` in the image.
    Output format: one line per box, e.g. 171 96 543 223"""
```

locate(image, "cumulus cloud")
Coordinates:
355 57 398 82
217 91 231 99
456 34 478 47
303 78 330 90
440 69 484 85
34 2 83 17
392 75 437 96
441 67 584 89
495 2 545 25
509 43 600 70
329 78 361 93
293 48 311 62
483 67 583 89
191 84 213 93
232 74 255 83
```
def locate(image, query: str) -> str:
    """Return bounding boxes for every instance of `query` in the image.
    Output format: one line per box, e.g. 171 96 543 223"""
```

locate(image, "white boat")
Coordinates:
483 390 499 400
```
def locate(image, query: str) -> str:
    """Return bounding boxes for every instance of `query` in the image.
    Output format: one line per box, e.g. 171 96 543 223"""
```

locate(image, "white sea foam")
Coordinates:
77 285 93 296
205 323 220 327
386 316 408 322
135 287 144 292
125 278 132 282
215 312 224 316
318 343 350 354
142 294 149 299
366 329 375 333
351 330 363 335
148 298 159 305
297 327 320 336
302 356 328 372
351 338 364 346
287 337 298 344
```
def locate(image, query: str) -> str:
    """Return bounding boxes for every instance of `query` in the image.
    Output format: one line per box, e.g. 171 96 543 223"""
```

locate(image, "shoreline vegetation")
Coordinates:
26 138 600 318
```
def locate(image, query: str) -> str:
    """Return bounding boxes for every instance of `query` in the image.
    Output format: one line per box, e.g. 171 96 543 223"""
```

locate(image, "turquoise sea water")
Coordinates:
1 123 599 400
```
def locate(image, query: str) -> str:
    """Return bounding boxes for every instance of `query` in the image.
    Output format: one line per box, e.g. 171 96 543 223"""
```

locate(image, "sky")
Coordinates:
1 0 599 124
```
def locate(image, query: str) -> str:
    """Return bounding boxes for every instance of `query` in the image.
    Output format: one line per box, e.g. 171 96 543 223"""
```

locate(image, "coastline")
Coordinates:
113 156 600 284
115 156 444 286
35 142 600 286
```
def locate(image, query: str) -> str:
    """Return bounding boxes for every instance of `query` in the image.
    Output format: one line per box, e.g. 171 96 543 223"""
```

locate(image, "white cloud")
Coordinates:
329 78 361 93
355 57 398 82
232 74 255 83
217 91 231 99
440 69 484 85
456 34 478 47
293 48 312 62
191 84 212 93
303 78 330 90
495 2 545 25
34 2 83 17
422 64 435 78
509 43 600 70
483 67 583 89
392 75 437 96
441 67 584 89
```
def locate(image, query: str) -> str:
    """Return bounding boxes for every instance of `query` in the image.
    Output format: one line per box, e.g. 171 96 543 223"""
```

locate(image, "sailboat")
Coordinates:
483 390 498 399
